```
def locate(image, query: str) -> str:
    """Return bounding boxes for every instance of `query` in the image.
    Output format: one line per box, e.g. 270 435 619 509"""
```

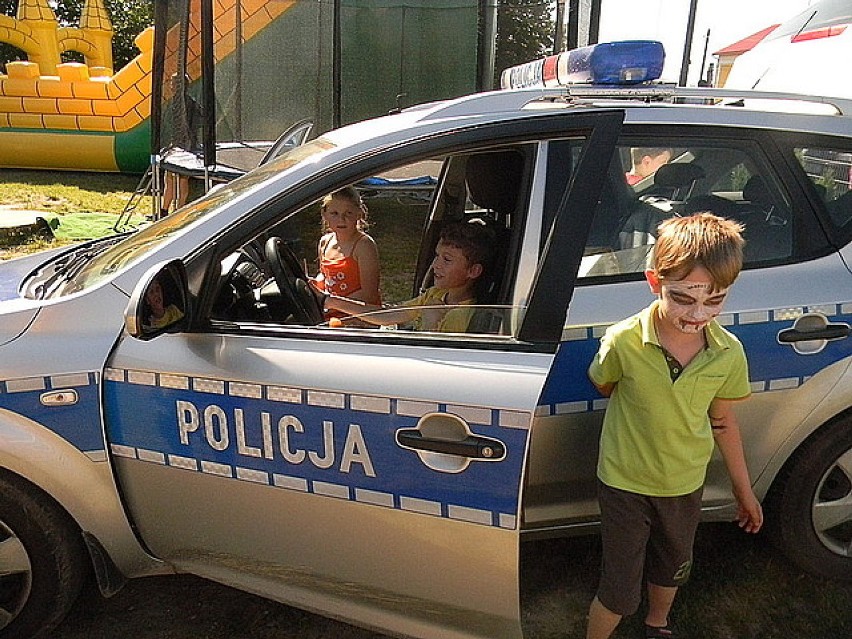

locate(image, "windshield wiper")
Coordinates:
23 236 124 299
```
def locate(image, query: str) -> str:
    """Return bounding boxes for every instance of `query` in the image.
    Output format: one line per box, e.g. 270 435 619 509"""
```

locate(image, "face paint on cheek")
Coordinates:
660 282 729 334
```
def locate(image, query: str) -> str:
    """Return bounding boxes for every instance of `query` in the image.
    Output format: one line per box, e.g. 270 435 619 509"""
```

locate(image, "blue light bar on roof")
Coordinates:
500 40 665 90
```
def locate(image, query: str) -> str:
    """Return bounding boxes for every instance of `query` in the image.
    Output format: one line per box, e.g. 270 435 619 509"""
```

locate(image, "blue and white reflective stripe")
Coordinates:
0 371 104 456
110 439 518 529
104 367 530 428
105 367 529 529
539 304 852 416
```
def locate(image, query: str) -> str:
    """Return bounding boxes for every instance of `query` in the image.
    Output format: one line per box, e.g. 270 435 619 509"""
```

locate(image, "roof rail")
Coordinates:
414 84 852 123
416 88 557 121
565 84 852 116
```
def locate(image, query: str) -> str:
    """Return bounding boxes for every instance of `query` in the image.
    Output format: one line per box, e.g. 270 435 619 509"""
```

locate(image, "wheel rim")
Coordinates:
0 519 32 630
812 446 852 558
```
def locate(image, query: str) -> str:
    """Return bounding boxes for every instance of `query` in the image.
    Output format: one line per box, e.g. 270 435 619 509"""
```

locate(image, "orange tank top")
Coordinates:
318 234 364 297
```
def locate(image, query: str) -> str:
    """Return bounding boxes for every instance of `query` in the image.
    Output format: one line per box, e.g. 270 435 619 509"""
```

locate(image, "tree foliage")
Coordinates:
494 0 555 84
0 0 153 72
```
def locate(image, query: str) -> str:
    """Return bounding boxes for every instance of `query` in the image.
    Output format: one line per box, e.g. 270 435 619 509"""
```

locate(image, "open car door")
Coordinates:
103 109 623 639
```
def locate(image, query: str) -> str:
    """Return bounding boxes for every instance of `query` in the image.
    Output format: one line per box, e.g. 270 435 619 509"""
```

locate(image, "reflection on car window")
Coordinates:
578 140 794 279
796 147 852 227
56 139 336 298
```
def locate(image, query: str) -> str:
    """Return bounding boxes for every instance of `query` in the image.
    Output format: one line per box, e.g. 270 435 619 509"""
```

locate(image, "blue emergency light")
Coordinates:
500 40 665 90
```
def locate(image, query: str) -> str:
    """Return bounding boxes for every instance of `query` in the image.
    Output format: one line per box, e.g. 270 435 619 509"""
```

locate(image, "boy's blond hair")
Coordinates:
652 212 745 291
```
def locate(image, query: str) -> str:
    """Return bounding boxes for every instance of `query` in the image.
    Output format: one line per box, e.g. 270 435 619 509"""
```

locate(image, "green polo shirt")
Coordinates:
588 302 751 497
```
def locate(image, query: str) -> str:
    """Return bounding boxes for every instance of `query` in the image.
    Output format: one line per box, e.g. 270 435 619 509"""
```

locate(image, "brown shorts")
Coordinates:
596 480 703 617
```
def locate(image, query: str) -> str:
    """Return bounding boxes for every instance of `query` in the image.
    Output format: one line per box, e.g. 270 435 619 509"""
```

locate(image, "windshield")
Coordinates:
50 138 336 297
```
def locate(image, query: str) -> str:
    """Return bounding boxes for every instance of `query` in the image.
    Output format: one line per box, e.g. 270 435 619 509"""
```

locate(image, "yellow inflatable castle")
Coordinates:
0 0 151 172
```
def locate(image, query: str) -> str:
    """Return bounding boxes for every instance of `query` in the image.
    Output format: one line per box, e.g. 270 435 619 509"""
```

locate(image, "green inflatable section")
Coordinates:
115 121 152 174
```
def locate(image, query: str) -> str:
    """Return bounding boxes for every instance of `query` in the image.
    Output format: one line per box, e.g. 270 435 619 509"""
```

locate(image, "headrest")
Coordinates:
465 151 524 213
743 175 769 203
653 162 705 188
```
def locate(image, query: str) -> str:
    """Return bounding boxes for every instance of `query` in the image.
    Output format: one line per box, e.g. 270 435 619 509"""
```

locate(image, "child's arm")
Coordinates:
323 293 418 326
350 235 381 305
592 381 616 397
709 397 763 533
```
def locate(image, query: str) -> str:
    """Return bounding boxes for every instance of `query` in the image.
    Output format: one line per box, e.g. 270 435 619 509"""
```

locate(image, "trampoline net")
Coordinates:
156 0 480 172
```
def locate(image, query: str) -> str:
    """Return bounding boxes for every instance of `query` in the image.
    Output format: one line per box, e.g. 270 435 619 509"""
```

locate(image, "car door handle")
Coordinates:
777 324 850 343
396 429 505 460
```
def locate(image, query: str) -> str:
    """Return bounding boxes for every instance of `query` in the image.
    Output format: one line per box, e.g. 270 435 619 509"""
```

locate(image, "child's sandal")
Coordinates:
644 622 678 638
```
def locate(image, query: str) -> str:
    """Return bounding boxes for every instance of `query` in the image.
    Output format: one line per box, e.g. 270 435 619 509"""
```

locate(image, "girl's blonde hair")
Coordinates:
652 212 745 291
320 186 369 232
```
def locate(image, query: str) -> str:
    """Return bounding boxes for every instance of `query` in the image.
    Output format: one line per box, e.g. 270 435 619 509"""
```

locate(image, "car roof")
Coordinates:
322 83 852 152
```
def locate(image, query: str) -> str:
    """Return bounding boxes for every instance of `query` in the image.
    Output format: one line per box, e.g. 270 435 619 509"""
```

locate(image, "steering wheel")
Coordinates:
263 236 324 325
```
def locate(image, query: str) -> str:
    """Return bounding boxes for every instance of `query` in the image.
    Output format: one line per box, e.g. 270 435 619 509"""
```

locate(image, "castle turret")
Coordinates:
80 0 114 72
16 0 61 74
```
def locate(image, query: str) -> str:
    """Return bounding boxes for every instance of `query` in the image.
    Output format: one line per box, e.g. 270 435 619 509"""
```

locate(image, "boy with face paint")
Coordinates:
586 213 763 639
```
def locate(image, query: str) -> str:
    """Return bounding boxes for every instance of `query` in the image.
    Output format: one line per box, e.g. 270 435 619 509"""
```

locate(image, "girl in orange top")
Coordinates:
315 187 381 311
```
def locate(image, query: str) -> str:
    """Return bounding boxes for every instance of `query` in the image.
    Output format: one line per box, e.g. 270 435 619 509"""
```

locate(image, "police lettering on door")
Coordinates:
175 399 376 476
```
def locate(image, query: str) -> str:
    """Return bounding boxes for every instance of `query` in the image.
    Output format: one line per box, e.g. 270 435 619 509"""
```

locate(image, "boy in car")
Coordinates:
321 220 494 333
586 213 763 639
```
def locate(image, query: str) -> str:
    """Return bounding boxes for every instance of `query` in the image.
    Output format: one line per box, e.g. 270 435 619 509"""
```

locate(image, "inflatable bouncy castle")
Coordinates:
0 0 151 172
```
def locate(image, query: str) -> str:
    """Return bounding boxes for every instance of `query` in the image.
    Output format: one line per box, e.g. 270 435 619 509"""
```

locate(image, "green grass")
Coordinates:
520 524 852 639
359 197 429 302
0 169 148 214
0 169 150 258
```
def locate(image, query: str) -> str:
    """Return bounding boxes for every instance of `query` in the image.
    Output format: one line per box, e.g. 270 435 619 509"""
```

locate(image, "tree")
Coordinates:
494 0 555 85
0 0 22 67
0 0 153 72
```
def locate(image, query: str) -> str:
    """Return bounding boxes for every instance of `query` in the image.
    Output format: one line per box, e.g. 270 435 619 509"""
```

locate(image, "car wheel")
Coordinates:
767 417 852 581
0 473 87 638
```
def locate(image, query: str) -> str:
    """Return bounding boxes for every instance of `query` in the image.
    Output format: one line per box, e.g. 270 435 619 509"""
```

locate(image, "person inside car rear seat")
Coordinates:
320 220 494 332
626 147 672 186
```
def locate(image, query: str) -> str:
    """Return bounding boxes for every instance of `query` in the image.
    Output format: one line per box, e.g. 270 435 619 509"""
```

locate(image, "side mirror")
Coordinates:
125 260 189 340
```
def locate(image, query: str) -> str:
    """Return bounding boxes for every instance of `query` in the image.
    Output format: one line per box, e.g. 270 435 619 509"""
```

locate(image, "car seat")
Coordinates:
463 150 524 302
737 174 791 261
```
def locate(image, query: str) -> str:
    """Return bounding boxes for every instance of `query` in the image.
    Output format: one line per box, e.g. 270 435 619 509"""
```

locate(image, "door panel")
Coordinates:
104 333 550 638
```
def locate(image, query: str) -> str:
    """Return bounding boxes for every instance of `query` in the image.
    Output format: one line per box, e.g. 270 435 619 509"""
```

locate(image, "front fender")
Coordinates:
0 407 168 578
746 356 852 498
0 303 38 347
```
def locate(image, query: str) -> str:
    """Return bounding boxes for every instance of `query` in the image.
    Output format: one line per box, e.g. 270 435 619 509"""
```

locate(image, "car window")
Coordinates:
576 139 794 279
795 146 852 227
208 146 536 338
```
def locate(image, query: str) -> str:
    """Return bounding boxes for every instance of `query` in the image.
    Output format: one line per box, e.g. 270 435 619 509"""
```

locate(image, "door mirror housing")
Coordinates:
125 260 189 340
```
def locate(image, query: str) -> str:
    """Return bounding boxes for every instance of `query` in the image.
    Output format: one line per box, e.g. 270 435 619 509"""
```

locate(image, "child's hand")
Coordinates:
734 487 763 533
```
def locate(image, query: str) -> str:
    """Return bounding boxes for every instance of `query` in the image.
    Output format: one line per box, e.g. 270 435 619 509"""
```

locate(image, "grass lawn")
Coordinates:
0 168 150 258
521 524 852 638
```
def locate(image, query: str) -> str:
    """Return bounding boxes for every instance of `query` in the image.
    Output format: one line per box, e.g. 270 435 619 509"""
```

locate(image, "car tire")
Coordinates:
766 417 852 581
0 472 88 638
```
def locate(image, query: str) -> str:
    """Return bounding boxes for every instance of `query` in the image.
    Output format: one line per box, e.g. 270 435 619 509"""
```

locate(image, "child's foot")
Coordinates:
645 622 677 638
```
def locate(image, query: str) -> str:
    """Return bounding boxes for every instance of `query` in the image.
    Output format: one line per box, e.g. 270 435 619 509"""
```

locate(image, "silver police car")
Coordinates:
1 43 851 639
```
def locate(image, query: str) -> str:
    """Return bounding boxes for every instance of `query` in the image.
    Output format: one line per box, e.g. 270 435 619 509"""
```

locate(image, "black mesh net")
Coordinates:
154 0 481 176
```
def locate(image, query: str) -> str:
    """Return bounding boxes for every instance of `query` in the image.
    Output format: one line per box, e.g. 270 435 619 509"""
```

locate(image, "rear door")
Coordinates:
102 111 622 639
523 127 852 537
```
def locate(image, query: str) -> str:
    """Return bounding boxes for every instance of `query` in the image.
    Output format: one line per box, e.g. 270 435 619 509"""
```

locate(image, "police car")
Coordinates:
1 41 852 639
